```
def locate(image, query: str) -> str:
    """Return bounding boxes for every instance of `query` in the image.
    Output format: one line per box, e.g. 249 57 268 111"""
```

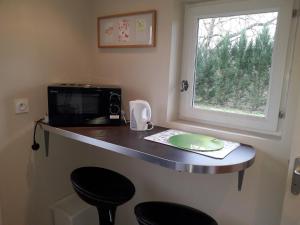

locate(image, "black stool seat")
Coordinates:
71 167 135 225
135 202 218 225
71 167 135 206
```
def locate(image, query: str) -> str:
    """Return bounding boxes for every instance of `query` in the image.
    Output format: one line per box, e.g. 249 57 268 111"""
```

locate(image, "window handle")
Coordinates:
294 166 300 176
180 80 189 92
291 158 300 195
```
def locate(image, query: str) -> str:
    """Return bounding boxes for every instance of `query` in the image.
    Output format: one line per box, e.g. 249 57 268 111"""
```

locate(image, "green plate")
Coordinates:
168 134 224 152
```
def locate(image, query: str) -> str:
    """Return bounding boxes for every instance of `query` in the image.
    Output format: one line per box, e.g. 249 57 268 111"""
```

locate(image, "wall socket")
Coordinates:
15 98 29 114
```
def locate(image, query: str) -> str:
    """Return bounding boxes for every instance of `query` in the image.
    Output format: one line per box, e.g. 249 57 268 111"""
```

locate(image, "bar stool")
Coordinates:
134 201 218 225
70 167 135 225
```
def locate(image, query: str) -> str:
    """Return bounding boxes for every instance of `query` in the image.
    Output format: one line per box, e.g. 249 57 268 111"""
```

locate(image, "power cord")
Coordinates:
32 118 44 151
121 110 130 125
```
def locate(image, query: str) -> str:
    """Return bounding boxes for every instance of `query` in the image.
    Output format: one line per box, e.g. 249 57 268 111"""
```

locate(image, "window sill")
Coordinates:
166 119 282 144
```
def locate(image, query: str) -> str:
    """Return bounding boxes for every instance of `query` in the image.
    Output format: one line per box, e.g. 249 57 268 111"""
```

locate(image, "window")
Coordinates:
179 0 294 133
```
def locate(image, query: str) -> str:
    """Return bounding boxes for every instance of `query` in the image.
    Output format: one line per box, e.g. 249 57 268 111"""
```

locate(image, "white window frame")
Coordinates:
179 0 294 133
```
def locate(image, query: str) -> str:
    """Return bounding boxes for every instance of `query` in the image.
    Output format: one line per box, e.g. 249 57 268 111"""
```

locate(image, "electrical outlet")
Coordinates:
15 98 29 114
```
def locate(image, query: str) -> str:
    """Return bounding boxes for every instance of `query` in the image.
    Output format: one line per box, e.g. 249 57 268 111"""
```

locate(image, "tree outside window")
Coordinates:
194 12 278 117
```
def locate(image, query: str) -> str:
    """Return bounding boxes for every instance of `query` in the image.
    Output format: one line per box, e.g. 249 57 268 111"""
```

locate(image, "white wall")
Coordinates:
0 0 92 224
0 0 299 225
91 0 173 124
278 7 300 224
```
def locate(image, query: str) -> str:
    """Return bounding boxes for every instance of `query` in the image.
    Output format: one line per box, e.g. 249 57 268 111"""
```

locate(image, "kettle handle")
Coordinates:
142 101 151 121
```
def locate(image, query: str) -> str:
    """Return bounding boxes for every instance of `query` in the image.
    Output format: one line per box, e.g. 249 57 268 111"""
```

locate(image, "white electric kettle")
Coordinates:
129 100 153 131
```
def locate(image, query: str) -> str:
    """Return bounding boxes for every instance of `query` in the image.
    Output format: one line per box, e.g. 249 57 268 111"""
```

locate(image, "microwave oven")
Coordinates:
48 84 122 126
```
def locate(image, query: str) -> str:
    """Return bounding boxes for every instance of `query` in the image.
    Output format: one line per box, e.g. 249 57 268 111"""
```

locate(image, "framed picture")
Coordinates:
97 10 157 48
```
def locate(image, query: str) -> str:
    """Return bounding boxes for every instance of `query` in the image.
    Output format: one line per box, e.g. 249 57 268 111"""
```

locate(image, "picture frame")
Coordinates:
97 10 157 48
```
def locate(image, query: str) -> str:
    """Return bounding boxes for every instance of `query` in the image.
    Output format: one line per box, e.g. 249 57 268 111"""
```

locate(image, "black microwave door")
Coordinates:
80 92 110 125
48 90 109 126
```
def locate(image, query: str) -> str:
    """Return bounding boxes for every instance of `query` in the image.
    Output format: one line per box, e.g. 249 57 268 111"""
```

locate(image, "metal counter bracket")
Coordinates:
44 130 49 157
238 170 245 192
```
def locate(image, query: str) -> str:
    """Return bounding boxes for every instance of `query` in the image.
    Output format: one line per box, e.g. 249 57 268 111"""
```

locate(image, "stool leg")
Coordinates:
96 206 116 225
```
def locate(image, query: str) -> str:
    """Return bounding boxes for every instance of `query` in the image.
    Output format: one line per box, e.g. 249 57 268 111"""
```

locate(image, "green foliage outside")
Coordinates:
194 27 274 116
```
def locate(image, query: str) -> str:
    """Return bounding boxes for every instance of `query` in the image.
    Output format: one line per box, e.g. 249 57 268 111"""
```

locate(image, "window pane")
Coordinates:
194 12 278 117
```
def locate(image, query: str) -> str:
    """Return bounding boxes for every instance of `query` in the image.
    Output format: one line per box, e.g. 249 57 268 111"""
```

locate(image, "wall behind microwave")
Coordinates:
0 0 92 224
